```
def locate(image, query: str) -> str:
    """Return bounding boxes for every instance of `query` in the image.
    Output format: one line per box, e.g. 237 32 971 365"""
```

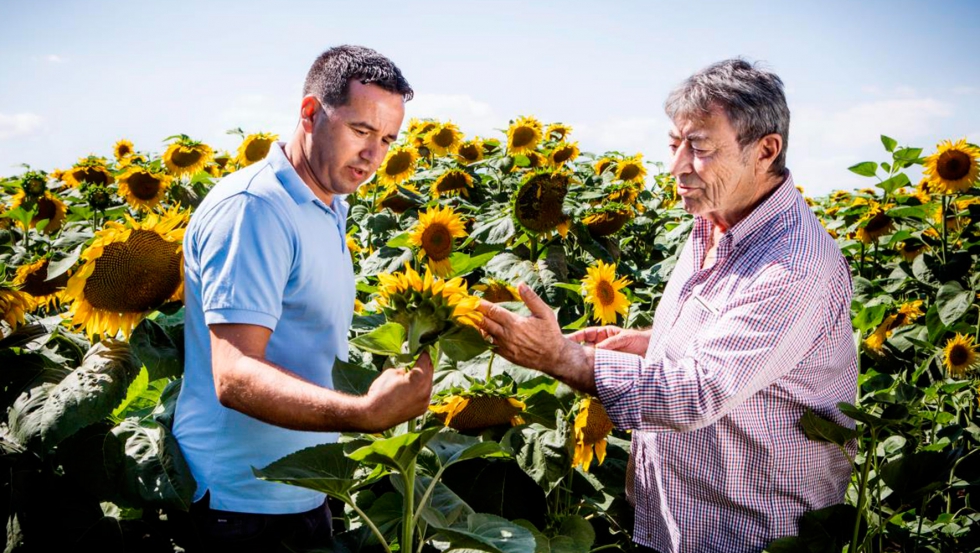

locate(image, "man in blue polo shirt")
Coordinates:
173 45 431 552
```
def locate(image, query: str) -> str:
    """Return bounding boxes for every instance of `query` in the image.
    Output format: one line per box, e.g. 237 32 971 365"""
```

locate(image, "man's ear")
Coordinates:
300 96 319 132
756 133 783 174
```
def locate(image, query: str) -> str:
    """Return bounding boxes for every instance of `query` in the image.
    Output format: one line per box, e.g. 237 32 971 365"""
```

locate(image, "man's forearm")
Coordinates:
553 341 597 395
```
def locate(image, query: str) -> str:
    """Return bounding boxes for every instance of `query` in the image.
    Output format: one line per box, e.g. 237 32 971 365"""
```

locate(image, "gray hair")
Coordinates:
665 58 789 176
303 45 413 109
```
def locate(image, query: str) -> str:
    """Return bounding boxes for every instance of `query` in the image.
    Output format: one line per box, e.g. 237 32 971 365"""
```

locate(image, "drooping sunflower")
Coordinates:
549 142 580 167
854 202 894 243
235 132 278 167
616 154 647 183
573 397 614 472
113 139 135 162
163 136 214 177
896 240 927 261
509 151 547 171
117 166 173 211
430 394 525 431
0 287 34 329
923 139 980 195
63 158 115 188
409 205 468 276
457 139 485 164
506 116 543 156
545 123 572 141
830 190 851 203
378 183 423 214
594 157 615 176
892 300 924 328
582 260 631 325
473 278 520 303
376 145 419 187
864 322 890 355
943 333 979 377
583 204 634 237
13 258 69 310
425 122 464 157
10 189 67 234
65 207 189 339
512 170 570 235
431 168 474 198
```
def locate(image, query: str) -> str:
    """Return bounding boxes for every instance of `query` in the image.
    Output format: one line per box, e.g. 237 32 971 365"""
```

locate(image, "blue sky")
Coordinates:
1 0 978 195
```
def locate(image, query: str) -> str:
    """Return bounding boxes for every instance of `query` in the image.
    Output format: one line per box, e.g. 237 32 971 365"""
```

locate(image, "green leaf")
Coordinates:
390 473 474 528
800 408 857 447
513 155 531 167
111 366 149 420
894 147 923 162
795 504 863 552
502 421 571 495
848 161 878 177
425 432 510 468
439 325 490 362
556 515 595 552
925 303 947 343
359 246 413 276
877 173 910 194
350 322 406 356
331 358 378 396
471 215 516 245
348 427 441 474
881 135 898 152
8 340 139 451
561 310 589 331
386 231 411 249
44 245 83 281
432 513 537 553
450 251 500 278
112 417 197 511
880 451 955 503
936 281 973 325
253 442 375 502
130 318 182 380
886 204 933 220
852 303 887 333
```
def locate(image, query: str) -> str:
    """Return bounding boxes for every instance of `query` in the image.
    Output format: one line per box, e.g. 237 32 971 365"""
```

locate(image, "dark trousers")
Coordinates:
185 492 334 553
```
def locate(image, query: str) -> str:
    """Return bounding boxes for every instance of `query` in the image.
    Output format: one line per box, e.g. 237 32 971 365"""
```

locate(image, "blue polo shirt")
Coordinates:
173 143 355 514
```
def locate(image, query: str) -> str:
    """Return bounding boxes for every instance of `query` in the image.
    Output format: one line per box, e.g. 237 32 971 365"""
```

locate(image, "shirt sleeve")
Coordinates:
195 193 294 331
595 261 831 433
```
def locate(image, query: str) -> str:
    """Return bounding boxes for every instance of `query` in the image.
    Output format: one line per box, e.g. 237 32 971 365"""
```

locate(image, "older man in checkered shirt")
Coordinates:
478 59 858 553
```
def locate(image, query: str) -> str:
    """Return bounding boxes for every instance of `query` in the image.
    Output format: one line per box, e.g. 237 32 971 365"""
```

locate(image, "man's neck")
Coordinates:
705 172 785 232
282 137 335 206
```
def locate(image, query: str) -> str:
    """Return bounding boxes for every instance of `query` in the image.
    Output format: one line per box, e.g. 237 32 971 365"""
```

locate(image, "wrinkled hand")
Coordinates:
568 326 651 356
479 283 596 394
360 351 433 432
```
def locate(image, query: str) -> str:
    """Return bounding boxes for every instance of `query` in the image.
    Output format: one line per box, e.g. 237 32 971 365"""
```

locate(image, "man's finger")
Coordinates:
478 299 515 324
597 332 634 351
480 314 505 338
518 283 553 320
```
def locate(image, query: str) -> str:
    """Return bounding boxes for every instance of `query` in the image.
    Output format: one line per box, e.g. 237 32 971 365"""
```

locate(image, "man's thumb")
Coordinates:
518 283 552 318
597 332 633 351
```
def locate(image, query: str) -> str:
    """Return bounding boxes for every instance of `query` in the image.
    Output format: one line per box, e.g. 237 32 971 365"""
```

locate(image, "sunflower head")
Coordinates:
472 278 521 303
83 184 115 212
378 183 423 214
549 142 580 167
235 132 278 167
594 157 615 177
583 204 634 237
430 393 525 431
616 154 647 183
457 139 485 164
163 135 214 177
507 116 543 156
118 166 173 211
545 123 572 141
377 146 419 187
943 332 979 378
581 260 631 325
512 170 571 235
10 189 67 234
14 258 69 310
409 205 468 277
63 158 115 188
425 122 464 157
0 287 34 330
924 139 980 195
830 190 851 203
20 170 48 198
896 240 927 261
854 201 894 243
65 207 190 339
892 300 924 328
431 168 474 198
573 397 614 472
113 139 135 162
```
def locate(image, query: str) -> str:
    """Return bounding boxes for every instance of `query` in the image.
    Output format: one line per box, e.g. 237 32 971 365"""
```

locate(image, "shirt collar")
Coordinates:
266 141 348 215
725 171 797 249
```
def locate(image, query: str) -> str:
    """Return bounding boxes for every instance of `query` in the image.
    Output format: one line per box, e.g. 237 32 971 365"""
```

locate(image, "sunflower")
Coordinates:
113 139 135 162
545 123 572 141
63 159 115 188
897 240 927 261
509 151 547 172
65 207 189 339
594 157 615 176
431 168 474 198
10 189 67 234
821 219 838 239
549 142 580 167
583 204 634 237
425 122 463 157
482 138 501 156
923 139 980 195
407 119 439 149
21 170 48 198
582 260 631 325
13 258 69 310
0 287 34 329
429 394 525 431
117 166 173 211
616 155 647 183
163 136 214 177
472 278 520 303
376 146 419 187
854 202 894 243
512 170 570 234
830 190 851 203
892 300 924 328
506 116 543 156
235 132 278 167
913 179 933 204
573 397 614 472
457 139 485 164
378 183 423 214
864 322 890 355
943 333 979 377
409 205 468 276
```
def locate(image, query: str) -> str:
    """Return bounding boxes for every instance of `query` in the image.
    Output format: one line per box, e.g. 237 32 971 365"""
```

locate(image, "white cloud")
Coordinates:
45 54 65 63
795 97 951 150
404 94 500 137
953 86 977 95
0 113 43 140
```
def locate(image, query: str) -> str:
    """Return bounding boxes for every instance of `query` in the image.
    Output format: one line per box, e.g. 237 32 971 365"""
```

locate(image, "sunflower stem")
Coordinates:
849 427 875 553
401 459 416 553
486 352 495 383
941 195 949 264
529 234 538 261
348 500 392 553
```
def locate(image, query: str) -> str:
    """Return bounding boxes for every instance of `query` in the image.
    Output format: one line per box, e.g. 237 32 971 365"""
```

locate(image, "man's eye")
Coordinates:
353 128 368 136
669 144 678 153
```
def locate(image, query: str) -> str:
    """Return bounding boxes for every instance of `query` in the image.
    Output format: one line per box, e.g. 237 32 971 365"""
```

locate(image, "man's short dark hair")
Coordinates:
303 45 414 108
665 58 790 177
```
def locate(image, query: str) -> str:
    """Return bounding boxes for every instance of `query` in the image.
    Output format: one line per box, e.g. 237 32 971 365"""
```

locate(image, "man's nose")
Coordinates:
669 145 692 178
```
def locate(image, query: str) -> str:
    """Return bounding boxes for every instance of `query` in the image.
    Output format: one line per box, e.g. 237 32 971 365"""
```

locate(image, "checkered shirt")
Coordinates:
594 173 858 553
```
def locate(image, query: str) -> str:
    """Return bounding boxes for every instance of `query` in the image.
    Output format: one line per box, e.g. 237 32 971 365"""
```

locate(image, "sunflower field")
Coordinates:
0 116 978 552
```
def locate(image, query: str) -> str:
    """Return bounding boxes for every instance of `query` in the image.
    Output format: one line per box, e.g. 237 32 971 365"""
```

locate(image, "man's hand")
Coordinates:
479 283 597 394
359 352 434 432
568 326 652 356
